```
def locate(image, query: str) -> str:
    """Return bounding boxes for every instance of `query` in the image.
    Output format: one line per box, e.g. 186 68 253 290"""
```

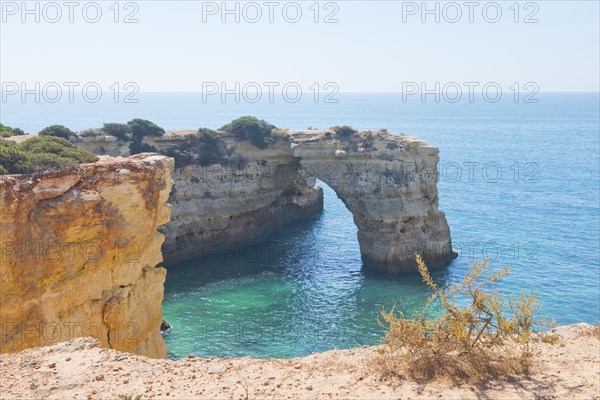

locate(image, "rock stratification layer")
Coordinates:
0 154 173 358
73 128 455 273
160 137 323 265
158 130 454 272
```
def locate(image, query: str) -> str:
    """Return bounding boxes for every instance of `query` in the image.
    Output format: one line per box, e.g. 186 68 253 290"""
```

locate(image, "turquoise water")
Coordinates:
3 93 599 358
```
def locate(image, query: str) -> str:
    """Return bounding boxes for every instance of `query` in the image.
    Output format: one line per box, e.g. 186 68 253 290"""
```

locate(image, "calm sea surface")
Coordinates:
3 93 599 358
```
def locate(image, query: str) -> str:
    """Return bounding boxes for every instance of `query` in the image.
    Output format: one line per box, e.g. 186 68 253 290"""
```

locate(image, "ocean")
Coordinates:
2 92 599 358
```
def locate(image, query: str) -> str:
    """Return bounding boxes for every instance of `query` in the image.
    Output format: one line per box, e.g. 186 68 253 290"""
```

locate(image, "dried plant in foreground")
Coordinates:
376 255 557 383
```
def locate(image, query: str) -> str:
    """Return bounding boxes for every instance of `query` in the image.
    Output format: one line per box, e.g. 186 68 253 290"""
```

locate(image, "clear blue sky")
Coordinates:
1 1 599 92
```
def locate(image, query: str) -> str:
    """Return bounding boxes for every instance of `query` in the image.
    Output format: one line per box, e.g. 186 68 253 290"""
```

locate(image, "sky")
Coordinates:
1 0 599 93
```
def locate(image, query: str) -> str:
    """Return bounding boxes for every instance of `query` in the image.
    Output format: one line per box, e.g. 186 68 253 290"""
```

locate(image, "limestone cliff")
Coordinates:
160 135 323 264
0 154 173 358
74 128 455 273
290 130 456 272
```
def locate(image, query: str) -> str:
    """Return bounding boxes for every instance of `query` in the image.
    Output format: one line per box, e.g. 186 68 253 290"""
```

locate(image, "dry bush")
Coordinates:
375 255 556 383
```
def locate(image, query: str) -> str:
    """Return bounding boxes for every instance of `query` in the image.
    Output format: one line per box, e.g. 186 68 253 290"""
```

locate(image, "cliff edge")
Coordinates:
75 127 456 273
0 324 597 399
0 154 173 358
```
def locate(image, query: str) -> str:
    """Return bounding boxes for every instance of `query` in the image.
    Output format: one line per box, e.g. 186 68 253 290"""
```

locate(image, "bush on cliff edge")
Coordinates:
331 125 357 137
38 124 75 140
102 123 132 142
220 116 276 149
127 118 164 155
161 128 226 168
0 123 26 137
375 255 557 382
0 136 98 174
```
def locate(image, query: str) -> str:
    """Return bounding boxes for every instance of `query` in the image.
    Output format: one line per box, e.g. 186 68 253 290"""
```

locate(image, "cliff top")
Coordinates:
0 153 172 181
0 324 597 399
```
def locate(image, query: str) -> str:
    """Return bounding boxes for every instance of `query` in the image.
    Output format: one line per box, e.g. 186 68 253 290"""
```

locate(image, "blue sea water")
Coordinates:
2 93 599 358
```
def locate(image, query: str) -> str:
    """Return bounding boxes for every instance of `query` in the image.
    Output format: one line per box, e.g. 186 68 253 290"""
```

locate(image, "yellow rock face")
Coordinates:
0 154 173 358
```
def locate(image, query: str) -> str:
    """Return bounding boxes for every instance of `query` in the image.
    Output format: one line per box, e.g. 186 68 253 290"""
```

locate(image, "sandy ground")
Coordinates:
1 135 31 144
0 324 598 400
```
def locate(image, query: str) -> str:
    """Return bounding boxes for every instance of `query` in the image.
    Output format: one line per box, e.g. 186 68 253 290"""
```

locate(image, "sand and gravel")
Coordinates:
0 324 598 399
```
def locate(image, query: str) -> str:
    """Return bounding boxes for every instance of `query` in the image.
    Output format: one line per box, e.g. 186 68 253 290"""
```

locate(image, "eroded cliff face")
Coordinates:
290 130 456 272
74 128 455 273
160 137 323 264
0 154 173 358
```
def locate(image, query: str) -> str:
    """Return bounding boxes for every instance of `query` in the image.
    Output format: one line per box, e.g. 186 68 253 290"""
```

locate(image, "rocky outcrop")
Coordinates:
290 130 455 272
74 128 455 273
160 136 323 264
76 135 130 156
0 154 173 358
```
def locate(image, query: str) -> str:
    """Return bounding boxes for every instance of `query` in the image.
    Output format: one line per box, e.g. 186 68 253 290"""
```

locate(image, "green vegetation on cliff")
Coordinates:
220 116 276 149
128 118 165 138
0 136 98 174
162 128 226 168
38 124 76 140
1 116 280 173
331 125 357 137
161 117 278 168
102 123 132 142
0 124 26 138
128 118 163 155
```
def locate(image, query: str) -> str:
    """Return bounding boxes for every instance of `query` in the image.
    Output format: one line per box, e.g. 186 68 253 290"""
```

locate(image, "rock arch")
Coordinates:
116 128 457 274
290 130 456 273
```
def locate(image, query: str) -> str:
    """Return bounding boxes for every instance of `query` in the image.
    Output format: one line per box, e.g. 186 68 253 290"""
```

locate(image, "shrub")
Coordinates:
0 124 26 137
129 138 158 155
362 133 375 150
127 118 164 138
331 125 357 137
127 119 164 155
376 255 556 383
0 124 12 134
161 148 194 168
223 153 248 169
161 128 226 168
103 123 132 142
0 140 28 174
38 124 75 140
195 129 225 163
220 116 276 149
0 136 97 174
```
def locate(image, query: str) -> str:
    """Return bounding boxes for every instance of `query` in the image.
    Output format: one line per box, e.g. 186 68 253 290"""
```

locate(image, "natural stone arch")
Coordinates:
290 130 456 273
129 128 456 274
